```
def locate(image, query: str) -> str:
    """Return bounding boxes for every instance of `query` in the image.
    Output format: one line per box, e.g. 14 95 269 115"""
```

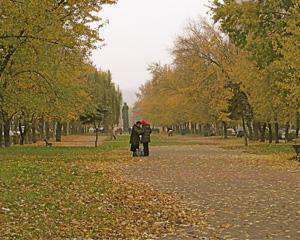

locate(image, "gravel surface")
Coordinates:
119 144 300 240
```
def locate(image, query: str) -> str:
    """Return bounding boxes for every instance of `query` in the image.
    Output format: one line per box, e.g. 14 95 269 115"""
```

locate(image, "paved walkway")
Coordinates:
120 145 300 239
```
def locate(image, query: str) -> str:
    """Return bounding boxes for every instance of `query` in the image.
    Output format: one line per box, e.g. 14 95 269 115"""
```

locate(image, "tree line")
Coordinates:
0 0 121 147
136 0 299 145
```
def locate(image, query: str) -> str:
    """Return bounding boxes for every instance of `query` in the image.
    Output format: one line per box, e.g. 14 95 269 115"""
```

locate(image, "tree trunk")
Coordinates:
246 120 253 140
19 121 24 145
242 116 248 146
285 122 290 143
222 121 228 139
268 123 273 144
4 119 11 147
31 117 37 143
199 124 202 135
191 123 195 134
69 121 73 135
63 122 68 136
24 122 30 144
66 122 70 135
75 123 79 135
196 123 199 135
56 121 62 142
28 125 33 144
39 119 44 140
259 122 267 142
80 126 85 134
95 127 99 147
0 124 3 147
296 112 300 139
109 125 114 140
186 122 190 132
11 119 18 145
19 118 29 145
45 121 50 140
274 121 280 144
51 122 55 138
253 121 260 141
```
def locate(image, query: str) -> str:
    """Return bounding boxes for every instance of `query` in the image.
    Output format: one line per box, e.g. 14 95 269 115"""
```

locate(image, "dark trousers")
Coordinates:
132 150 138 157
131 144 139 157
143 143 149 156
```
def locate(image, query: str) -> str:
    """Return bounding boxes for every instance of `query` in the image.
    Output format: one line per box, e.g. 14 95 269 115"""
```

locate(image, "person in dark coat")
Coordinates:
130 121 143 157
141 119 152 156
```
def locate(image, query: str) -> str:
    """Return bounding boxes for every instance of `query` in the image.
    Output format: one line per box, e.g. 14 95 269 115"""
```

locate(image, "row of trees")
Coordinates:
80 70 122 147
0 0 121 147
136 0 299 145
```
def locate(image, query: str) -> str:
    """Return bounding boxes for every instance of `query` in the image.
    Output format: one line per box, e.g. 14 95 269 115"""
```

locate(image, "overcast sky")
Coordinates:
92 0 211 105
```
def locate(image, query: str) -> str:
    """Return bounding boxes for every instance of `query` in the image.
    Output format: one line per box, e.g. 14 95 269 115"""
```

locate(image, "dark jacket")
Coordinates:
130 124 143 146
141 124 152 143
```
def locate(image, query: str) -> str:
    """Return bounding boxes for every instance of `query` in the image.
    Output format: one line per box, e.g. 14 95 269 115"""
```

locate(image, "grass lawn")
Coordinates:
151 134 298 165
0 135 201 239
151 134 296 156
226 142 295 155
0 137 126 239
217 137 296 157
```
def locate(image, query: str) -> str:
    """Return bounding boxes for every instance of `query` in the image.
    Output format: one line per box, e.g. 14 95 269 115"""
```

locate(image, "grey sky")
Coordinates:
92 0 211 105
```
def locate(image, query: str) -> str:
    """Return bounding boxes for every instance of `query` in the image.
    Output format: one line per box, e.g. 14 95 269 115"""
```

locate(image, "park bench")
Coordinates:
292 145 300 161
44 139 53 147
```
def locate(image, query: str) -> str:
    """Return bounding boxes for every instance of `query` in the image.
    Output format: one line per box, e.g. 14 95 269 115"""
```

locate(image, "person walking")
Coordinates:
141 119 152 156
130 121 143 157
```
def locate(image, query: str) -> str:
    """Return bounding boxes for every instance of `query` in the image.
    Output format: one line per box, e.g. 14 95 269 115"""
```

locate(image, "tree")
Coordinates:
80 69 122 147
212 0 300 142
226 82 253 145
0 0 117 147
80 107 109 147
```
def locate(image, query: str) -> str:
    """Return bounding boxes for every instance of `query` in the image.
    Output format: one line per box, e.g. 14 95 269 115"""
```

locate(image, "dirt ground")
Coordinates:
118 142 300 239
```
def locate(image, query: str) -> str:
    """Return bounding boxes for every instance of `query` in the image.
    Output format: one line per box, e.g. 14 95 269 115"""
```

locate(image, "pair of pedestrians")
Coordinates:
130 120 152 157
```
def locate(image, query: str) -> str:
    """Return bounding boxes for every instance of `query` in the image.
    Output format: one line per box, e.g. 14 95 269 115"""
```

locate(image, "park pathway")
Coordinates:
119 144 300 239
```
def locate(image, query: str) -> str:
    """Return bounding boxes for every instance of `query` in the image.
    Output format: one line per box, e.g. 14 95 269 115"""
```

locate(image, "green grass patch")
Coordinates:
224 143 294 155
0 138 128 239
0 135 129 161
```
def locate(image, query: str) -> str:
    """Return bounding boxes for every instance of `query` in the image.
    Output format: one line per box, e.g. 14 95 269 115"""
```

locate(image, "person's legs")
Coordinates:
131 144 137 157
132 150 138 157
143 143 149 156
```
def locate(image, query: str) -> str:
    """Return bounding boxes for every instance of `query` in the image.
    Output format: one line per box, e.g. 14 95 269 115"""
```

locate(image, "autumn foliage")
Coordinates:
0 0 121 147
136 1 300 144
